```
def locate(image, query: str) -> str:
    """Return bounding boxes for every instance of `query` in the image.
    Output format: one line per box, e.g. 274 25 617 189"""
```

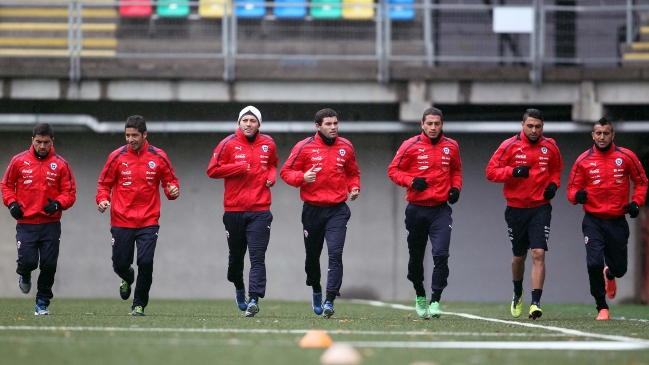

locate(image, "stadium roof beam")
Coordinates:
1 114 649 133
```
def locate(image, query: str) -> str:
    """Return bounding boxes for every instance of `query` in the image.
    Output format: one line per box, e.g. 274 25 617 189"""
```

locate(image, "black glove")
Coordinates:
575 190 588 204
512 166 531 178
411 177 428 192
8 202 23 220
448 187 460 205
43 198 62 215
623 201 640 218
543 182 558 200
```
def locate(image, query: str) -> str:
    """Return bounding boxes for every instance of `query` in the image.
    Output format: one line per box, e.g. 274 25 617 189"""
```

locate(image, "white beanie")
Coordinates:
238 106 262 124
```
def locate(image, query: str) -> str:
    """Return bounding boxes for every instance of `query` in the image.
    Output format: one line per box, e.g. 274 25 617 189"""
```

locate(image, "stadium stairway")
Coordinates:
0 0 117 58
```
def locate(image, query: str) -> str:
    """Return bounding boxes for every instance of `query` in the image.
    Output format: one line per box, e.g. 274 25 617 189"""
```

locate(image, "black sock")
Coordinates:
234 281 245 291
513 280 523 296
430 289 442 303
605 268 615 280
531 289 543 304
595 295 608 311
249 293 260 302
325 292 336 303
413 282 426 298
312 284 322 293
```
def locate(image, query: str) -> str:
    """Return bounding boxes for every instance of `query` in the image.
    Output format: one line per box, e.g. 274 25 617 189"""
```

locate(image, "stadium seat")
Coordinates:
274 0 307 19
342 0 374 20
310 0 342 19
199 0 232 18
236 0 266 18
119 0 153 17
388 0 414 21
157 0 191 17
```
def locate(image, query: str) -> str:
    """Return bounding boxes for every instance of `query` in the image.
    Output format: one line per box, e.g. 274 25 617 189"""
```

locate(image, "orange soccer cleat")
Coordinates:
603 267 617 299
596 308 610 321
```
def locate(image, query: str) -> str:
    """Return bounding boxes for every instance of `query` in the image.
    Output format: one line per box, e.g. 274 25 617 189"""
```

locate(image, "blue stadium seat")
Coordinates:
236 0 266 18
388 0 414 21
274 0 307 18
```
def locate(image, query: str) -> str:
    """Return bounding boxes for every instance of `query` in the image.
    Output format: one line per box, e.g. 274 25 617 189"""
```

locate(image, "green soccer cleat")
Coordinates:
528 302 542 320
510 291 524 318
131 306 145 316
120 280 131 300
415 296 429 319
428 301 441 318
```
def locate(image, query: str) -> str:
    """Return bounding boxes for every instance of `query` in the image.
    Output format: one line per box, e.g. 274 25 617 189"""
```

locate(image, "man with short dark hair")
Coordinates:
207 106 278 317
280 108 361 318
1 123 77 315
96 115 180 316
567 118 647 320
388 107 462 319
486 108 563 320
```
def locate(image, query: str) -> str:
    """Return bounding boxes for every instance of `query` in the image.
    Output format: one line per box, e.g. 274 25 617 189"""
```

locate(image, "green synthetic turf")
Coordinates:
1 298 648 365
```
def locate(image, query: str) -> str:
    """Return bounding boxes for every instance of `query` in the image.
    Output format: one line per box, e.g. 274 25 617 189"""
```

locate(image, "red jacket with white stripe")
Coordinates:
280 133 361 207
96 140 179 228
388 132 462 206
1 146 76 224
206 129 278 212
486 132 563 208
567 143 647 219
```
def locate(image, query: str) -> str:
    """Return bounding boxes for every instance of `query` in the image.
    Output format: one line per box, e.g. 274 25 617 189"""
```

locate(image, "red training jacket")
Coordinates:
206 129 278 212
1 146 76 224
280 133 361 207
567 143 648 219
388 132 462 206
96 139 179 228
486 132 563 208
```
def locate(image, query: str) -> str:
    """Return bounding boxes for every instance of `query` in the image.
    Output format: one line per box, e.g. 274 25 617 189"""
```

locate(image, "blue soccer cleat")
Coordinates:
245 298 259 317
312 292 324 315
235 289 248 311
34 299 50 316
323 301 335 319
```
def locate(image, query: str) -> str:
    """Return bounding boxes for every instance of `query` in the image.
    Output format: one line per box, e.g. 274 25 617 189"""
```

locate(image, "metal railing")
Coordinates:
0 0 647 83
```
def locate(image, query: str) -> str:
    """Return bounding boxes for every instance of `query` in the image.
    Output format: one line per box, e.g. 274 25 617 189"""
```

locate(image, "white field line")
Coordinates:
341 341 649 351
0 326 566 338
613 317 649 323
350 299 648 343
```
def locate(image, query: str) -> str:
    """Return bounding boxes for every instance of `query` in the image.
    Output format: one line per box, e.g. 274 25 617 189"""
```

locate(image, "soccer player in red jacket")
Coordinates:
1 123 76 316
280 108 361 318
486 108 563 320
96 115 180 316
567 118 648 320
207 106 278 317
388 107 462 319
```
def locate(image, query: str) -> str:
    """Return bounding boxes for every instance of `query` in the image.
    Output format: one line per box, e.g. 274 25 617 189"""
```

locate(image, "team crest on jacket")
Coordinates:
148 161 156 169
443 147 450 155
615 158 623 166
50 162 58 170
541 147 548 154
339 149 346 156
262 145 268 152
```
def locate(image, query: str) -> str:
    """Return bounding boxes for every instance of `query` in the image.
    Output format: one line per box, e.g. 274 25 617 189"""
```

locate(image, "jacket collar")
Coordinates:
235 127 259 143
593 142 616 155
519 131 542 145
314 131 337 145
30 145 55 160
419 131 444 145
128 139 150 154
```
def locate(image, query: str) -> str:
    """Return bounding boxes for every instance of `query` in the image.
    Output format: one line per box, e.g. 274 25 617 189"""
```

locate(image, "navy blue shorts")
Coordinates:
505 204 551 257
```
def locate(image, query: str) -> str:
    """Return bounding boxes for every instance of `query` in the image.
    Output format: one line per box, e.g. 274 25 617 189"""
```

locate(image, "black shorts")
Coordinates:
505 204 552 257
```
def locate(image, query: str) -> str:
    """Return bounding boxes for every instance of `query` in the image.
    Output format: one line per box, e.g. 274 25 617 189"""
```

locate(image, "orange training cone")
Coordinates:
299 330 333 348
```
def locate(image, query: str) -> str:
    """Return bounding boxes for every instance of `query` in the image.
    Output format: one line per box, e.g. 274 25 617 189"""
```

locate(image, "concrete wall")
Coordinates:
0 129 640 303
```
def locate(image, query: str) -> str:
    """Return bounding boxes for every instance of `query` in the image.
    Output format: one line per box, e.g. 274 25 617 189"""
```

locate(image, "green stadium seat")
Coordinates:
342 0 374 20
157 0 191 17
310 0 342 19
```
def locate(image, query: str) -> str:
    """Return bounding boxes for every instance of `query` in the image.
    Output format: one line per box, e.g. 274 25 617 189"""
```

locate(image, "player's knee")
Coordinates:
138 261 154 274
20 259 39 272
39 262 57 274
610 266 627 278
